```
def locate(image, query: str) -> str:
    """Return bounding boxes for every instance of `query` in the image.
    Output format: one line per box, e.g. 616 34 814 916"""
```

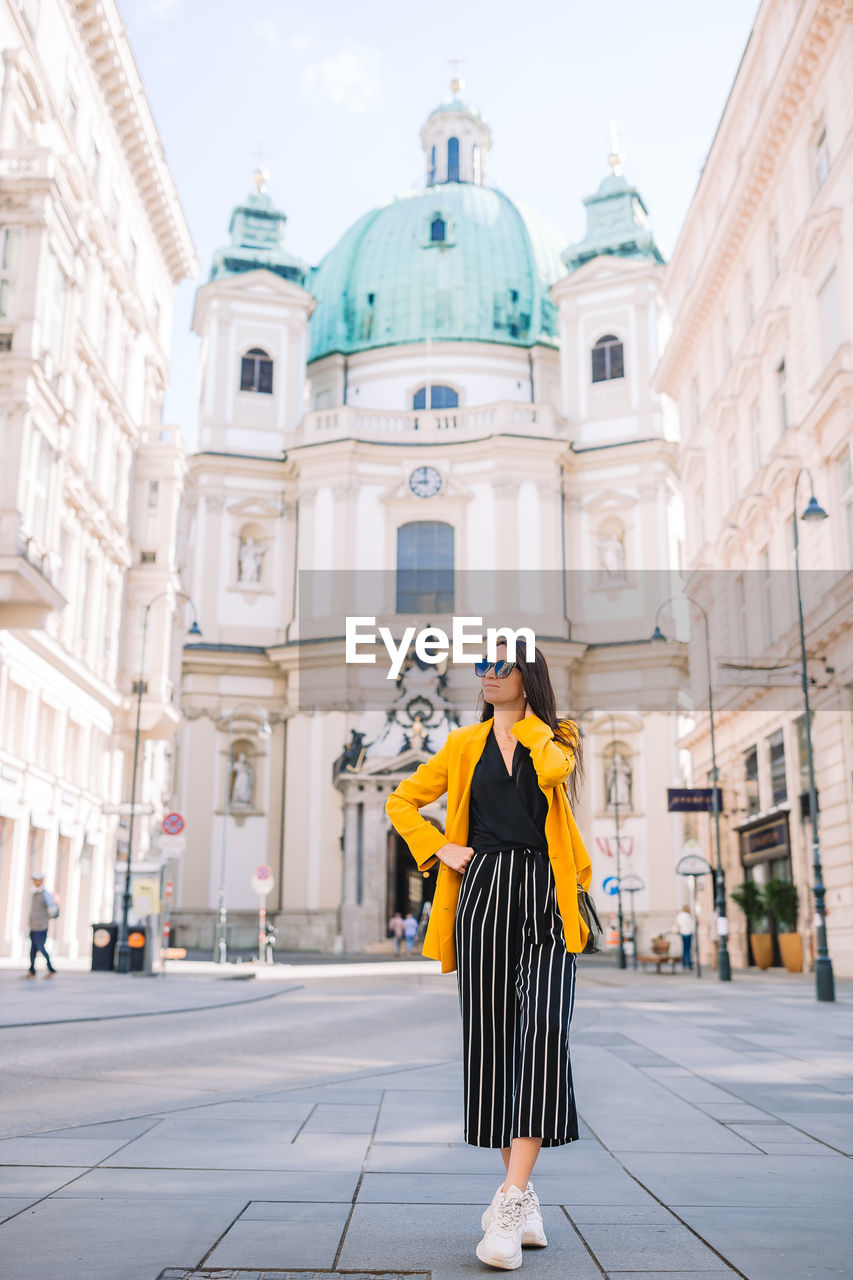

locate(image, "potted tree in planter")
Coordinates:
730 880 772 970
763 877 802 973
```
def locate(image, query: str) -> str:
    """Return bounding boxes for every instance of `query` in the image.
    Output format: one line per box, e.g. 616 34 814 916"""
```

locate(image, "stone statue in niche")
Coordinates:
597 530 627 580
229 751 255 807
238 534 264 584
605 753 632 809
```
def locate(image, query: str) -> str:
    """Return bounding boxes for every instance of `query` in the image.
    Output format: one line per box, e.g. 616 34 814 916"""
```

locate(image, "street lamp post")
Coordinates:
792 468 834 1003
214 706 272 965
619 874 645 969
652 593 731 981
115 591 201 975
578 707 627 970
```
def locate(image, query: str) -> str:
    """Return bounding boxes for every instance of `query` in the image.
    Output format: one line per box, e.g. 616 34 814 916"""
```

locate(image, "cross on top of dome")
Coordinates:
449 53 465 98
608 120 625 177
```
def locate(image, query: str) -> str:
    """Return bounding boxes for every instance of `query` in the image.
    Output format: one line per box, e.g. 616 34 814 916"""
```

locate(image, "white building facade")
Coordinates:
0 0 196 964
175 88 694 958
655 0 853 975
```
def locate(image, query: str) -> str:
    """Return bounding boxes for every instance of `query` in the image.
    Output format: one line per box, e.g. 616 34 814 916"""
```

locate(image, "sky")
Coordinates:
119 0 760 444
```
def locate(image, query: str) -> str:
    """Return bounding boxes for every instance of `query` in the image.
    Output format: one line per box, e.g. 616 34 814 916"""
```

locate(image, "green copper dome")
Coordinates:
307 184 567 363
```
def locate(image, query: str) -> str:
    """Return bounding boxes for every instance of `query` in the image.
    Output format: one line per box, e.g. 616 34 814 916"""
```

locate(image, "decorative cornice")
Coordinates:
657 0 850 387
73 0 198 284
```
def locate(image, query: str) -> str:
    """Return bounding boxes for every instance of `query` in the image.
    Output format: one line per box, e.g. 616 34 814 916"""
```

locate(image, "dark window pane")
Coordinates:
430 384 458 409
608 342 624 379
744 745 759 815
240 352 274 394
447 136 460 182
396 522 454 613
591 335 624 383
240 357 255 391
258 358 273 394
591 345 607 382
768 729 787 805
413 387 427 410
431 217 446 243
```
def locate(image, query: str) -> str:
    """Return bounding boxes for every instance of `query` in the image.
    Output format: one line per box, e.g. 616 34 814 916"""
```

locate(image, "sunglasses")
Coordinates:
474 659 519 678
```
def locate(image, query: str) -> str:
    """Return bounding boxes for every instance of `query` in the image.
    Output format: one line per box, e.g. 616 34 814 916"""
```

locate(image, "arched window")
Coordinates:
396 521 454 613
412 384 458 410
428 145 436 186
447 136 460 183
591 334 624 383
430 215 446 243
240 347 274 394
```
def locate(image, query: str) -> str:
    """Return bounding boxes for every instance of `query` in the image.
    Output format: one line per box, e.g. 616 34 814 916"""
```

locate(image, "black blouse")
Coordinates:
467 722 548 854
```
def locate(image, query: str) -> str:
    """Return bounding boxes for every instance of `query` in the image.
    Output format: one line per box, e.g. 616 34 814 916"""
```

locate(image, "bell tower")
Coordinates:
192 167 314 454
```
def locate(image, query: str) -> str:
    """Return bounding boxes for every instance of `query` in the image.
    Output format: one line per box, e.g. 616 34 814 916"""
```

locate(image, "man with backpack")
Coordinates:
22 872 58 978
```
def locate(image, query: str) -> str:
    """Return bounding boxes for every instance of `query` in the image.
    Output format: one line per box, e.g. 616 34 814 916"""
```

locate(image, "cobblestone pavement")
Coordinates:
0 958 851 1279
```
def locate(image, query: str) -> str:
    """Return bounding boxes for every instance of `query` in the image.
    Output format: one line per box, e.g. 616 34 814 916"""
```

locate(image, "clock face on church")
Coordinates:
409 466 442 498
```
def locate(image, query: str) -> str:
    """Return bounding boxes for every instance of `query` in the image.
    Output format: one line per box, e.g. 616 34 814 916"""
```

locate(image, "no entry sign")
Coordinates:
251 864 275 896
162 812 185 836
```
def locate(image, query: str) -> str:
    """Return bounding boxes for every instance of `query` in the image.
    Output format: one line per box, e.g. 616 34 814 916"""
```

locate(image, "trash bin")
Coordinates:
91 922 119 971
128 924 147 972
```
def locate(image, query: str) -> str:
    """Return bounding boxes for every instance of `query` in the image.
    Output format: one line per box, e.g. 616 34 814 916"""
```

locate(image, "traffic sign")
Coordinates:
162 812 185 836
251 864 275 896
602 875 620 896
158 834 186 857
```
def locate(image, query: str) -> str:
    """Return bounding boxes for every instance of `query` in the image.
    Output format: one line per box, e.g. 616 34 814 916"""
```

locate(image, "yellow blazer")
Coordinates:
385 713 592 973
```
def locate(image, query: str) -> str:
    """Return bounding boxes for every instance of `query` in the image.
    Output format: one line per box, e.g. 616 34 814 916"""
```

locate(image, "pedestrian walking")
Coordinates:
386 639 591 1270
22 872 58 979
402 912 418 954
675 904 694 970
388 911 405 954
416 898 431 944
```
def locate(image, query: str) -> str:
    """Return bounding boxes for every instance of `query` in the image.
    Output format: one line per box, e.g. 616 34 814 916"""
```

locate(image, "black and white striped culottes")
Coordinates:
453 847 579 1149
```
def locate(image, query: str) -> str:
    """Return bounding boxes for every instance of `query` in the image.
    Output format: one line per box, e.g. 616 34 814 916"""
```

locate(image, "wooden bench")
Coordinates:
637 952 679 973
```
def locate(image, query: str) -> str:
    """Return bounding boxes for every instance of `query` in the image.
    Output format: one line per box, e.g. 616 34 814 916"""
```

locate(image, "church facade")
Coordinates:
173 85 696 959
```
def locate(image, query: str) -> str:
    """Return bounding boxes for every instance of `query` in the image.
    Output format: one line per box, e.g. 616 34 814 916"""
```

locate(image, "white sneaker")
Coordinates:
519 1181 547 1247
481 1183 505 1233
482 1181 547 1248
476 1183 525 1270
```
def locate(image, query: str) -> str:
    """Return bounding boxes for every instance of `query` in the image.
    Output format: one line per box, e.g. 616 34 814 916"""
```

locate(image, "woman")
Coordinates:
385 641 591 1271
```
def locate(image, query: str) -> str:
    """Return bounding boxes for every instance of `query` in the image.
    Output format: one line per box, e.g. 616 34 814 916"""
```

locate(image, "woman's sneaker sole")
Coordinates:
475 1237 523 1270
521 1221 547 1247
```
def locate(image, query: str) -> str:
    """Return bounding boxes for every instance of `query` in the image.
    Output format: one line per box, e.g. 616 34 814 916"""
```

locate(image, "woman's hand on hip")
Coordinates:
437 843 475 873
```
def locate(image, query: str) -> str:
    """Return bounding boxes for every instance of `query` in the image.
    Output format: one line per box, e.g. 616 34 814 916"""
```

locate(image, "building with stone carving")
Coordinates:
0 0 196 965
174 83 695 958
655 0 853 975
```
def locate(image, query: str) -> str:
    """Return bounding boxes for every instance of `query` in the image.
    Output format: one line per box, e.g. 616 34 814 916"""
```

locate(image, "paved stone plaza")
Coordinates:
0 956 851 1280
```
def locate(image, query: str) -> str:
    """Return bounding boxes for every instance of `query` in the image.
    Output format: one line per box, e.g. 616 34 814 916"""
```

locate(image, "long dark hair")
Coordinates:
476 643 585 809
